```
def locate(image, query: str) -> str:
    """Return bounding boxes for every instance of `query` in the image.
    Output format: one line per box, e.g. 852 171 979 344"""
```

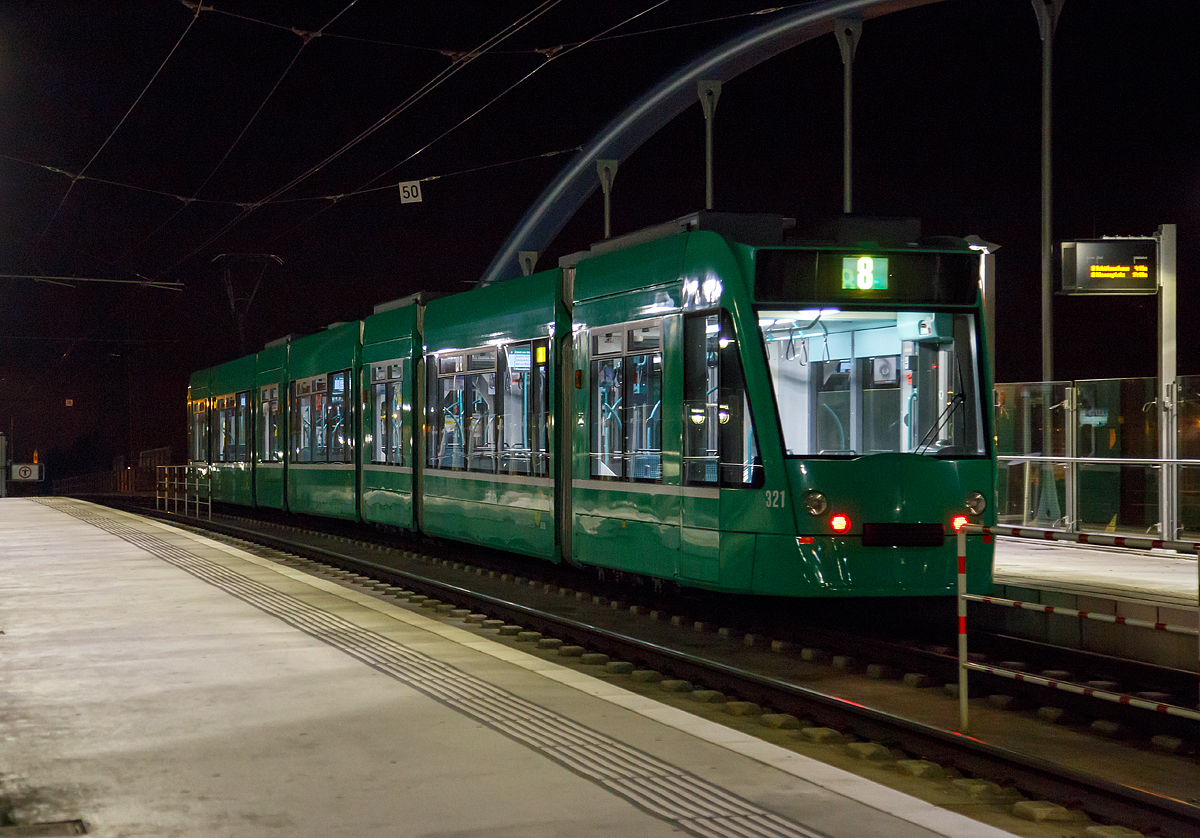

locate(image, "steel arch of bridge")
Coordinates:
479 0 946 287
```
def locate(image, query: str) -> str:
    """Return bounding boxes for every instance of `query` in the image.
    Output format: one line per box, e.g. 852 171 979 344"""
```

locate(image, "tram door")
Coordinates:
680 311 761 584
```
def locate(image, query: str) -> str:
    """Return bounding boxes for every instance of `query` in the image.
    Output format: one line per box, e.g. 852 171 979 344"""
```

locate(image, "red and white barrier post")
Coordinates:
957 527 969 732
963 523 1200 728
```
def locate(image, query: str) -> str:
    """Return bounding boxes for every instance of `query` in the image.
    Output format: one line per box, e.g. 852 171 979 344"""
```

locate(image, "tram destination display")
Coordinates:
755 249 977 304
1061 239 1157 294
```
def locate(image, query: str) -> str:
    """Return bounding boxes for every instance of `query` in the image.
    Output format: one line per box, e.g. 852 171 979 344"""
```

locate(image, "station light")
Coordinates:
951 514 970 532
829 513 851 534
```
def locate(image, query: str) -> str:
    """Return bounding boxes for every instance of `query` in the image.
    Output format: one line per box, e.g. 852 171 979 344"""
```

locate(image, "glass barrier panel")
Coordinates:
1077 462 1160 535
994 381 1069 526
1177 375 1200 538
1073 377 1159 536
1074 377 1158 459
995 460 1067 527
993 381 1070 457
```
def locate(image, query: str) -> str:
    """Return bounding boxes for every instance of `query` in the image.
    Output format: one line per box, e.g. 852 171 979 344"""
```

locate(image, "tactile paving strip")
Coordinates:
38 500 826 838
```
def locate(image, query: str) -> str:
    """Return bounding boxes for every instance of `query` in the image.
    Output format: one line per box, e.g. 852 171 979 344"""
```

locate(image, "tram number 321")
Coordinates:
764 490 787 508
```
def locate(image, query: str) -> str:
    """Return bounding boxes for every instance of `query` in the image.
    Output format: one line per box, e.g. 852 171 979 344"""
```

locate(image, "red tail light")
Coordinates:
829 513 851 534
951 514 969 532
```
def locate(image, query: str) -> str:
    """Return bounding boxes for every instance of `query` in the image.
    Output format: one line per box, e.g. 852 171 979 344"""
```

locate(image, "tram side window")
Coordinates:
427 341 550 475
371 362 405 466
289 371 352 464
589 320 663 482
466 350 498 473
211 395 239 463
327 371 348 463
290 381 312 463
427 355 462 469
260 386 280 462
529 340 550 476
234 390 250 462
312 377 328 462
188 399 208 462
683 316 719 484
683 311 762 488
500 340 550 476
212 396 225 462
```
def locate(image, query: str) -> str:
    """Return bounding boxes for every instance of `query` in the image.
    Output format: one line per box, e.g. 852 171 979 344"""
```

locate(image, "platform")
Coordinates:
0 498 1016 838
991 537 1199 669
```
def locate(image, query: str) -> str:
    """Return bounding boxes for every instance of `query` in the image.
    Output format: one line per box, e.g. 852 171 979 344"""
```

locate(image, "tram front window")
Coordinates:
758 310 985 457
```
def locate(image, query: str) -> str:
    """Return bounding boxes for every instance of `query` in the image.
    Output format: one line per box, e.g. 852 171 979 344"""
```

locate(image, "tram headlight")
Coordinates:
965 491 987 515
804 491 828 516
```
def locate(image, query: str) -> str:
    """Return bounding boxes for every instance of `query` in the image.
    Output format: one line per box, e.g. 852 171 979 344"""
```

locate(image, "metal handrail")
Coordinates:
999 454 1200 466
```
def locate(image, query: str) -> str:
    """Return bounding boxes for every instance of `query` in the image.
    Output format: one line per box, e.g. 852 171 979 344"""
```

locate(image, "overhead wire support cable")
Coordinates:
194 2 803 56
36 2 203 243
365 0 674 190
157 0 566 278
130 0 360 258
268 1 671 243
2 145 582 209
0 273 183 290
5 0 793 251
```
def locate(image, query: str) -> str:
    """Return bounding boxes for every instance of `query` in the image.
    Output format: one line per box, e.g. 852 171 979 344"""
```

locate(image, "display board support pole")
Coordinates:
596 159 618 240
1064 386 1077 530
698 81 721 211
1032 0 1064 382
1158 223 1178 540
834 18 861 215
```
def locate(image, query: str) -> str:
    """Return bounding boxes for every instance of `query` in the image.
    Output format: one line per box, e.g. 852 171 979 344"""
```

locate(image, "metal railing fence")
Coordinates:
955 525 1200 733
995 376 1200 541
155 465 211 520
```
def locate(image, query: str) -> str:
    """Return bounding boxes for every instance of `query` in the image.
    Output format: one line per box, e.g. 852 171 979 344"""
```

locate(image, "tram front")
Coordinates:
748 244 995 596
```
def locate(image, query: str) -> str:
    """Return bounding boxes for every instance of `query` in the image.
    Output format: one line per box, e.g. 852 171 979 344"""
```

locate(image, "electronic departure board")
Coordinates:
1061 239 1157 294
754 248 978 304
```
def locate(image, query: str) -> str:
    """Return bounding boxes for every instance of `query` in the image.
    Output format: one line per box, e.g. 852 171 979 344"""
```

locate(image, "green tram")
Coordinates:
186 213 995 597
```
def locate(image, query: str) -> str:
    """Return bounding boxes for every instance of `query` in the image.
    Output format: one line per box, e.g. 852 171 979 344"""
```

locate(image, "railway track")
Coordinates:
111 499 1200 838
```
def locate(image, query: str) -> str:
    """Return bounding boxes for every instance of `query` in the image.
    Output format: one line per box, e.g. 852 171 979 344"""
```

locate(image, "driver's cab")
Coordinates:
757 309 985 459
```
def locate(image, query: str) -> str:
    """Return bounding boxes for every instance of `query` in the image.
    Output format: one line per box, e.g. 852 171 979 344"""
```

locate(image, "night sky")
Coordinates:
0 0 1196 477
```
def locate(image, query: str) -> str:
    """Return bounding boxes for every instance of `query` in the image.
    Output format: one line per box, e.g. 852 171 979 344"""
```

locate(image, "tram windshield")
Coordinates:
758 309 986 458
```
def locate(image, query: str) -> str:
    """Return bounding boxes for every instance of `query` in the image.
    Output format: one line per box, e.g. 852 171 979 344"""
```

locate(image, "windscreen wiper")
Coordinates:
915 390 965 455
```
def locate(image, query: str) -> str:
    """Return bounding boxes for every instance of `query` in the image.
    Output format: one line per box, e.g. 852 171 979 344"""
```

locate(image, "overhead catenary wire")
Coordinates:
15 2 805 289
190 1 800 57
132 0 363 257
360 0 675 193
0 145 582 209
36 2 204 244
0 273 184 290
268 0 674 244
157 0 567 279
